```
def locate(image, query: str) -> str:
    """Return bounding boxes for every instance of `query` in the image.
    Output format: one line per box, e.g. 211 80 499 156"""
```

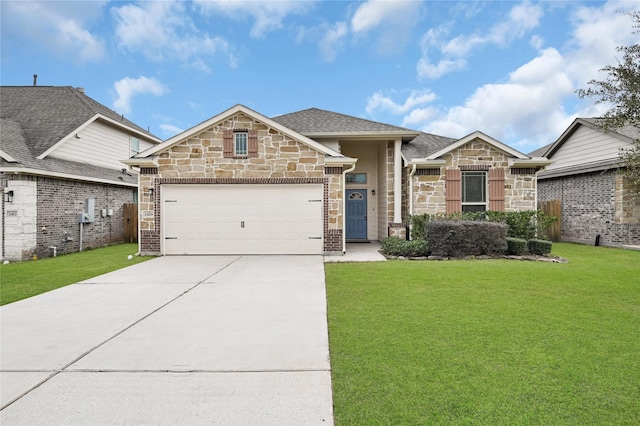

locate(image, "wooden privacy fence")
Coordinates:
538 199 561 242
123 203 138 243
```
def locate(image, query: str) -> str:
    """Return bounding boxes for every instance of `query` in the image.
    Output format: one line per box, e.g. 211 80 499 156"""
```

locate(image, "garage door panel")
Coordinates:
162 184 323 255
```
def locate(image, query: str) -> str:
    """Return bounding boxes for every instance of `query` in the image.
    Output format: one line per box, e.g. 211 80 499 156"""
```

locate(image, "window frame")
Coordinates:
346 172 367 184
130 136 140 158
234 131 248 157
461 170 487 212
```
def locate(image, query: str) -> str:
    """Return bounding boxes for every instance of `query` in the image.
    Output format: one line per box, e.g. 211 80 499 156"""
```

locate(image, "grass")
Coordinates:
0 243 151 305
325 243 640 425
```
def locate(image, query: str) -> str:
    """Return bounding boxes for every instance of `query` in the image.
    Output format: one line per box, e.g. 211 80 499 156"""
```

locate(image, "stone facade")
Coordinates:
538 170 640 246
139 112 344 255
2 174 134 261
410 139 537 216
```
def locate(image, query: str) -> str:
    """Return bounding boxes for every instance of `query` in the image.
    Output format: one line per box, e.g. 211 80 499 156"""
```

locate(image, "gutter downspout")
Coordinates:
394 139 402 223
408 163 417 238
342 162 357 254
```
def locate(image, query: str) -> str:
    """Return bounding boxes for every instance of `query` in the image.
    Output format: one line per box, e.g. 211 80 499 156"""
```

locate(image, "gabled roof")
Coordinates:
272 107 419 140
0 86 160 158
134 104 350 161
404 130 552 167
542 118 640 158
0 86 157 186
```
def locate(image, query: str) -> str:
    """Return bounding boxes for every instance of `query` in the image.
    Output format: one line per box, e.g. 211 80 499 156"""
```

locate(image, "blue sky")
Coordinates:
2 1 639 154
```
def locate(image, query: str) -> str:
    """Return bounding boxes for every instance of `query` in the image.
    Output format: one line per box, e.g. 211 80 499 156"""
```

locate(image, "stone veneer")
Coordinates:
138 112 344 255
410 139 537 216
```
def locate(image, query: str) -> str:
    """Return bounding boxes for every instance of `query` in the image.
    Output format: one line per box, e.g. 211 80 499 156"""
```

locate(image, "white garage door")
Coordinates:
162 184 323 255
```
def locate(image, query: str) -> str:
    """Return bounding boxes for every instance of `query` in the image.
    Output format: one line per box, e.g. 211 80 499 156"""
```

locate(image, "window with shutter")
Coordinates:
461 171 487 212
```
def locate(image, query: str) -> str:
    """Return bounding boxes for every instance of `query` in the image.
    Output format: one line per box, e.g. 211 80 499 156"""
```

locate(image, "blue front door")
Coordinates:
346 189 367 240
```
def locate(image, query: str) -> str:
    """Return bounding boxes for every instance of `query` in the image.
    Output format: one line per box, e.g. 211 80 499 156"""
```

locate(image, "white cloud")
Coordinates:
195 0 314 38
113 76 167 115
159 124 184 137
350 0 423 54
319 22 348 62
366 89 437 116
416 58 467 79
418 1 543 79
113 1 235 68
1 1 106 62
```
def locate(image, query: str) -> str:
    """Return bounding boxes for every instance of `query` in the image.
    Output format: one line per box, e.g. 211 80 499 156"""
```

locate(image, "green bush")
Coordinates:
528 239 553 255
506 237 528 255
381 237 429 257
426 221 508 257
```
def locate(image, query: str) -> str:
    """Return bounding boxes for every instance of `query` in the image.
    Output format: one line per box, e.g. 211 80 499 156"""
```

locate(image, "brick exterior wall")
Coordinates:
2 174 135 261
410 139 537 216
139 112 344 255
538 170 640 246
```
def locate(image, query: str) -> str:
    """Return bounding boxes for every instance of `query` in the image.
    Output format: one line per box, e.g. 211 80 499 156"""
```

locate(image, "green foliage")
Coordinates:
528 238 553 255
506 237 528 255
576 11 640 189
426 220 508 257
381 237 429 257
0 244 152 305
410 210 557 241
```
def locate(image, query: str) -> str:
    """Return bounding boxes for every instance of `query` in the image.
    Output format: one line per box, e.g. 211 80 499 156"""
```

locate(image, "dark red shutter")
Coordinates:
223 129 233 158
445 169 462 214
248 130 258 157
488 168 505 211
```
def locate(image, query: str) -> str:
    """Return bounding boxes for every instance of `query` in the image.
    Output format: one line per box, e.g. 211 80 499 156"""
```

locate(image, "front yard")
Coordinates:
0 244 149 305
325 243 640 425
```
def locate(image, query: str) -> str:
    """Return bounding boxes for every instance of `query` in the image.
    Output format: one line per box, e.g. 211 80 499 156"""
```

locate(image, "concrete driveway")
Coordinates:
0 256 333 425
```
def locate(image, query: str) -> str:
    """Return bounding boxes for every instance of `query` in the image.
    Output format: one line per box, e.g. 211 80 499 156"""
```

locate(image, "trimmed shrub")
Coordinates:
381 237 429 257
411 210 558 242
426 221 508 257
528 239 553 255
506 237 528 255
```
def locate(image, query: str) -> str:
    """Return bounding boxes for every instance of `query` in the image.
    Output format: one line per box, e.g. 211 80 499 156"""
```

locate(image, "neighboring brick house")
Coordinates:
533 118 640 247
123 104 550 256
0 86 161 261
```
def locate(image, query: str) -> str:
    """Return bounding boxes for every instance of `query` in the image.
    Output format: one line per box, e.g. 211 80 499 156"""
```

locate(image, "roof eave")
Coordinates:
325 156 357 166
510 157 555 167
303 131 419 140
0 165 138 187
426 131 529 160
121 156 158 167
407 159 447 168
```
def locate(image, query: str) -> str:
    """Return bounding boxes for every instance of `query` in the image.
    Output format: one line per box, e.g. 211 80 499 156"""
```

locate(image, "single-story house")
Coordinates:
123 104 552 256
534 118 640 246
0 85 161 261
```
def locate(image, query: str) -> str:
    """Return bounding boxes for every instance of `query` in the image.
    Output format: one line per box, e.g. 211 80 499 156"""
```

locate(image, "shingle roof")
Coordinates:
527 143 552 157
0 86 152 185
0 86 157 157
272 107 417 134
402 132 458 160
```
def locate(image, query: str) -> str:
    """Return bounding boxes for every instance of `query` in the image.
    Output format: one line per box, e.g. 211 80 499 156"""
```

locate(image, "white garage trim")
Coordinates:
161 184 324 255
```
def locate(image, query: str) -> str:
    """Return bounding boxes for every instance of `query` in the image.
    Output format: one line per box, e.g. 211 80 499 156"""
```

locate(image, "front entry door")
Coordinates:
346 189 367 240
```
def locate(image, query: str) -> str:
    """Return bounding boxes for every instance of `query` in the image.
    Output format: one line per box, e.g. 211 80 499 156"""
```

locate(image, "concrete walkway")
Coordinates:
0 256 333 425
324 242 387 263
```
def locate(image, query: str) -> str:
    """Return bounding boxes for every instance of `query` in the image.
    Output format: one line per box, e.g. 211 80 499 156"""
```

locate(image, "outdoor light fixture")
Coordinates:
148 187 154 198
371 189 376 196
4 189 13 203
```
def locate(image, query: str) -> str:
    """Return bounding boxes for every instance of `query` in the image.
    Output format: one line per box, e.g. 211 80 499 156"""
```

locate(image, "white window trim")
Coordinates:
234 131 248 157
461 171 487 211
130 136 140 158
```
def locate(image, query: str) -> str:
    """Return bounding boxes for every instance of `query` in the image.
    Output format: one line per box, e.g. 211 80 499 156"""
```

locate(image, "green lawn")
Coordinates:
0 244 151 305
325 243 640 425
